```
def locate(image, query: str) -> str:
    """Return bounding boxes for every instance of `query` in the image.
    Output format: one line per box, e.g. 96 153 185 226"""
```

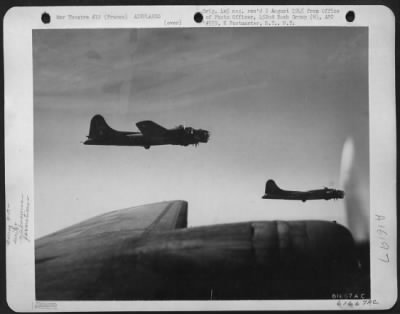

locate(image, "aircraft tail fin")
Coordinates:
88 115 115 139
265 179 283 194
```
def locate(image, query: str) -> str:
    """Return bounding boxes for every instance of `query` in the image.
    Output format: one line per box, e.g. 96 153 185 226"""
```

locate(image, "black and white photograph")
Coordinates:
33 26 370 300
3 5 396 311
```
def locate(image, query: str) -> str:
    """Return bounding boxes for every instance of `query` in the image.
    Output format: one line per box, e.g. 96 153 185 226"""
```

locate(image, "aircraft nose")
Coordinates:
201 130 210 142
336 190 345 199
194 130 210 143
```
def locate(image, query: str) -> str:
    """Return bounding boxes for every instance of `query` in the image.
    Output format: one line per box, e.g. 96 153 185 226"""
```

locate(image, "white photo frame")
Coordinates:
4 5 397 311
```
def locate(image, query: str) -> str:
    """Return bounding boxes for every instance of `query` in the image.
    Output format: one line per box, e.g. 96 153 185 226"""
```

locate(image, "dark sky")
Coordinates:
33 27 369 238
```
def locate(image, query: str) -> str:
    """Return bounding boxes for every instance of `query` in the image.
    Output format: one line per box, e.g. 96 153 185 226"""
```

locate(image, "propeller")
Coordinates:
339 137 369 244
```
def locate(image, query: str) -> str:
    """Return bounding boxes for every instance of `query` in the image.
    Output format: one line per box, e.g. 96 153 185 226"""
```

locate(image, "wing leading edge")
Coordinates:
136 121 168 137
35 200 187 299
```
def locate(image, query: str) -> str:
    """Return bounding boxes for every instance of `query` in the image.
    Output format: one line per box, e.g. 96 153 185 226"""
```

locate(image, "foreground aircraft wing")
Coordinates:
36 201 366 300
36 200 187 300
136 120 168 137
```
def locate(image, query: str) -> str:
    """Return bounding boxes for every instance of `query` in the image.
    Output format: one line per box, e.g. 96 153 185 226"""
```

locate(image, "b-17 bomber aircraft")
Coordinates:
83 115 210 149
262 179 345 202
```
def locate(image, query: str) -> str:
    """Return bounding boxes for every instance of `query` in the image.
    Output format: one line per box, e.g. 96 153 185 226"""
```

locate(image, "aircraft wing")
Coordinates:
35 200 187 300
136 120 168 137
36 200 363 300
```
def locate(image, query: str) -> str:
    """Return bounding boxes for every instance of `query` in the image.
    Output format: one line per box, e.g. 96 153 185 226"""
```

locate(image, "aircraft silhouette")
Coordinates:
262 179 344 202
83 115 210 149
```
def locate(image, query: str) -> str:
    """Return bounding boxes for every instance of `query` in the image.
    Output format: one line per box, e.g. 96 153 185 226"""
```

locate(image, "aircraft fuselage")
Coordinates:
84 131 205 147
263 189 345 201
83 115 209 148
262 180 344 201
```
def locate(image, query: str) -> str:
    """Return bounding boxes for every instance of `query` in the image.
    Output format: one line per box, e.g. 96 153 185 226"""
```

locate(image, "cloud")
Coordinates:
86 50 102 60
102 80 124 94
